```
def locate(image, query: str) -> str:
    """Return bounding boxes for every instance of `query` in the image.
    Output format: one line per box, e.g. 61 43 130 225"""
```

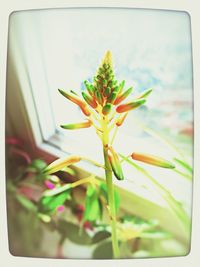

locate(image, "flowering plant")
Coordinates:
42 51 177 258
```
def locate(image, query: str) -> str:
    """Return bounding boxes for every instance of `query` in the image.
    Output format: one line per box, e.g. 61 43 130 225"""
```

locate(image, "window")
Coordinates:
7 8 193 241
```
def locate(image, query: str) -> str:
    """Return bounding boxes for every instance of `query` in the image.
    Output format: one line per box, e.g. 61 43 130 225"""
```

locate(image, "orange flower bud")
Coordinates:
43 155 81 174
116 99 146 113
131 152 175 169
58 89 91 116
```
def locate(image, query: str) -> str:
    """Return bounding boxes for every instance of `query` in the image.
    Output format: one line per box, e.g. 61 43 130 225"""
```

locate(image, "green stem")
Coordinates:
102 118 120 259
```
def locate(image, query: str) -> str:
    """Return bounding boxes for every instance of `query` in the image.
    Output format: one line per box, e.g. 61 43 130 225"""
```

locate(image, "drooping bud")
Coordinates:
108 147 124 180
102 103 112 115
136 88 153 99
114 87 133 105
58 89 91 116
116 98 146 113
116 113 128 127
131 152 175 169
43 155 82 175
82 92 98 109
60 120 92 130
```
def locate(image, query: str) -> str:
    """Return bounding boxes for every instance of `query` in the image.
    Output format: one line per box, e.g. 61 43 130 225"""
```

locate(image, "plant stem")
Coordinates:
101 117 120 259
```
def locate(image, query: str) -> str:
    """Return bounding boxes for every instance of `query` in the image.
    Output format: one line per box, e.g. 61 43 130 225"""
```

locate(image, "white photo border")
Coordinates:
1 1 200 267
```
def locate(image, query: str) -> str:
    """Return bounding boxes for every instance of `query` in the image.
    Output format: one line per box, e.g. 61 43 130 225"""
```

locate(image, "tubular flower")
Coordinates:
82 92 98 109
114 87 133 105
43 155 81 174
58 51 151 126
116 99 146 113
108 146 124 180
131 152 175 169
58 89 91 116
84 81 95 96
60 120 92 130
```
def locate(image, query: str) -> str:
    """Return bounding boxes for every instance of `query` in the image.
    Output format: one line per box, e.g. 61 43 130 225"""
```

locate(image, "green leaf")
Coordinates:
16 194 37 211
83 185 101 222
92 241 113 259
38 190 71 214
57 220 91 245
91 231 111 244
99 182 120 212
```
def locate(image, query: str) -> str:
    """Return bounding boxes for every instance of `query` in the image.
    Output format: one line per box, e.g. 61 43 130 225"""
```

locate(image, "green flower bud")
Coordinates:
102 103 113 115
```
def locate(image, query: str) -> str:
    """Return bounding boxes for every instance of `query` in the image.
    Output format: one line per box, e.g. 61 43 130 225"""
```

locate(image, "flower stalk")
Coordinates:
101 116 120 258
43 50 178 259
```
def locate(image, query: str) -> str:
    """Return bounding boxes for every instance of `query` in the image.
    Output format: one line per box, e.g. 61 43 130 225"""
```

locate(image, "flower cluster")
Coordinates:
44 51 174 180
58 51 150 130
